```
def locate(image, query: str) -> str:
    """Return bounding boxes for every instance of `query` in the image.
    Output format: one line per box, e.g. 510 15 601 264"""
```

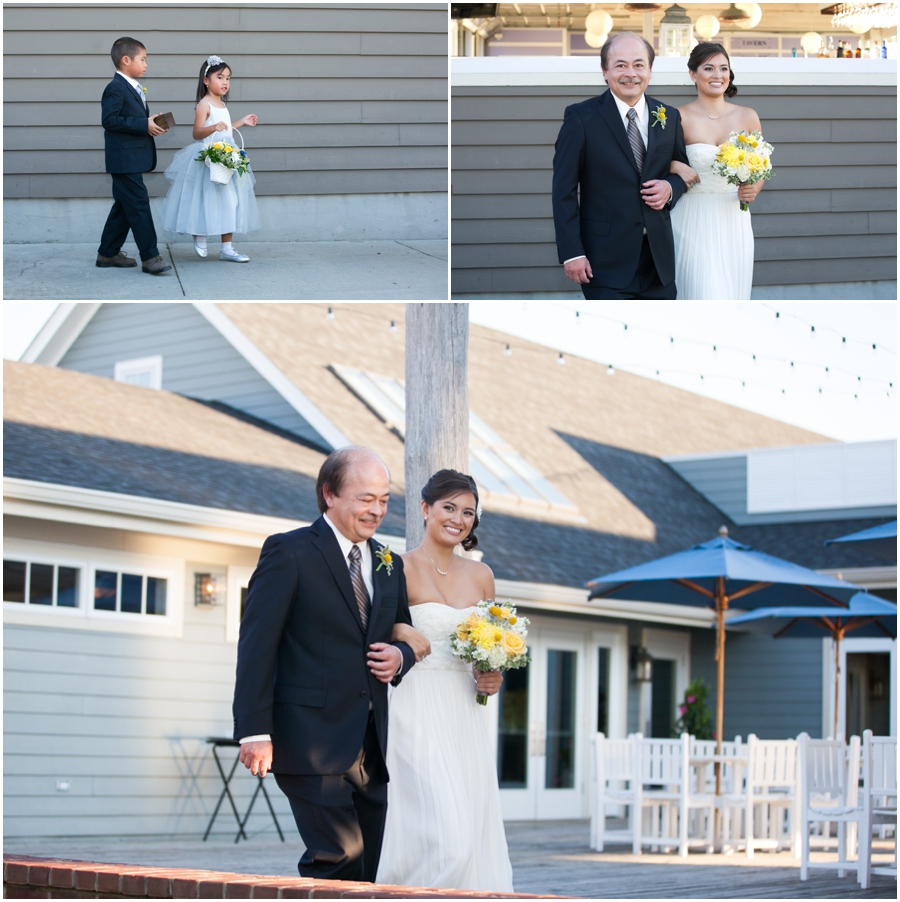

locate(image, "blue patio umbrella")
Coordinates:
824 520 897 545
586 527 863 764
725 593 896 737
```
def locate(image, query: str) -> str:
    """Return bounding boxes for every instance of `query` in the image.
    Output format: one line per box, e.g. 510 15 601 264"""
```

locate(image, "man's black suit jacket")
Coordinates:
101 72 157 174
552 90 689 291
232 516 415 776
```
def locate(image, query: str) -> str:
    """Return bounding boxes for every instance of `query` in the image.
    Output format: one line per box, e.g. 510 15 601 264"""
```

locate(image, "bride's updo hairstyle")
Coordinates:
688 42 738 98
421 469 480 552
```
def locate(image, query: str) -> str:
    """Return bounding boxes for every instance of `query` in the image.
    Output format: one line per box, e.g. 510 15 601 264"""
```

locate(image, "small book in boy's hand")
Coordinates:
153 112 176 130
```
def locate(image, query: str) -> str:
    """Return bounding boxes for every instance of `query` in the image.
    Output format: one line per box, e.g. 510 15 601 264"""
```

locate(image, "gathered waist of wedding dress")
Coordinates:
410 654 473 673
681 182 740 198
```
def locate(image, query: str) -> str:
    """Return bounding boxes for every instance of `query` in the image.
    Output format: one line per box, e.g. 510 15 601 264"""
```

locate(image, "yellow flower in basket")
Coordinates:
224 145 233 153
213 141 225 150
501 631 526 656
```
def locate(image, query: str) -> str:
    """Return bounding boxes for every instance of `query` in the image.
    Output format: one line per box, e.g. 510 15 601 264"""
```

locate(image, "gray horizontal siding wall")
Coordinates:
451 83 897 296
4 3 448 199
690 627 823 740
59 303 327 447
4 614 293 838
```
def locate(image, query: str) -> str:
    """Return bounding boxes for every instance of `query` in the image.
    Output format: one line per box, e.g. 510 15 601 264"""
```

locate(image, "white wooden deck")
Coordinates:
3 819 895 899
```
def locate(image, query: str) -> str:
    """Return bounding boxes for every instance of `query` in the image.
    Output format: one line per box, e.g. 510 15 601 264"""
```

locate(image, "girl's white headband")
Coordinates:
204 55 224 76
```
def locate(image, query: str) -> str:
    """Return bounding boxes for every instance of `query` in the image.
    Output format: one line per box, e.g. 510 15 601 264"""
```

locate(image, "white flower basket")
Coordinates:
203 128 244 185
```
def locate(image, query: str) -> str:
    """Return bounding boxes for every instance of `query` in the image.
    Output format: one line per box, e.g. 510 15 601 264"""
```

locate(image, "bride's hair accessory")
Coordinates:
651 104 667 129
205 55 225 75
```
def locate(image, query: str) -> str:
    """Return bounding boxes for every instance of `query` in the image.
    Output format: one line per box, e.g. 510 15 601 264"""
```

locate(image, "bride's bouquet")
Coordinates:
712 130 774 211
450 600 530 705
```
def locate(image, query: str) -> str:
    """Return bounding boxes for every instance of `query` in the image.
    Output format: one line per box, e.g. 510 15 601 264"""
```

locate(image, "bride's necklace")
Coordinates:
424 549 452 576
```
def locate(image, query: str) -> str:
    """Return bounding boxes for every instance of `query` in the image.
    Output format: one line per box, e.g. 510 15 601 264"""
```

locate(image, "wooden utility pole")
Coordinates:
404 304 469 551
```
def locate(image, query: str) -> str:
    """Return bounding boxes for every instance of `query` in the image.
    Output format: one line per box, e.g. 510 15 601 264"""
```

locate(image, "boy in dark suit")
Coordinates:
96 37 171 275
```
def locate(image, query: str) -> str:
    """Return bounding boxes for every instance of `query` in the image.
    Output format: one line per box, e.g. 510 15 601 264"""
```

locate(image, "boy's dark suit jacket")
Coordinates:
552 90 689 291
232 516 415 776
101 72 156 174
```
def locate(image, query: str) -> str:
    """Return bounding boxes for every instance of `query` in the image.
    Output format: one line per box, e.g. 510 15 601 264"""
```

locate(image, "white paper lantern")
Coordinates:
585 31 606 49
800 31 822 57
586 9 613 35
734 3 762 30
695 14 720 40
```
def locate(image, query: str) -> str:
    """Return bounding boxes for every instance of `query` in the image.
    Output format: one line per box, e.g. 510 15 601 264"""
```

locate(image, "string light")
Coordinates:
311 305 895 405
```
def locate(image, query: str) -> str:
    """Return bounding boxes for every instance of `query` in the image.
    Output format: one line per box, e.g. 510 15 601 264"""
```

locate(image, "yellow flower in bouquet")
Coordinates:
450 600 531 705
500 631 526 656
712 129 774 211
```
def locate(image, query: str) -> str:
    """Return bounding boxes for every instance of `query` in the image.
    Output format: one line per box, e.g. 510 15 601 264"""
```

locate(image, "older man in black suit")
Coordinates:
552 32 694 299
96 36 171 275
234 447 428 883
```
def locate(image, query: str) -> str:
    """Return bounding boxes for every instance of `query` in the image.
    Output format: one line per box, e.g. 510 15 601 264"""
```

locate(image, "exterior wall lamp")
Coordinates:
631 645 654 682
195 573 219 606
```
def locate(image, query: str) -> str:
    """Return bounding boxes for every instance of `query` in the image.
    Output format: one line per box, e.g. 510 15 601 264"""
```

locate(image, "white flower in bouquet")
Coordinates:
450 600 530 705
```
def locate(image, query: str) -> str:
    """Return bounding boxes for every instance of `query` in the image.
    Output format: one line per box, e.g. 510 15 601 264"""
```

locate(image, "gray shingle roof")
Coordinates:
5 308 894 588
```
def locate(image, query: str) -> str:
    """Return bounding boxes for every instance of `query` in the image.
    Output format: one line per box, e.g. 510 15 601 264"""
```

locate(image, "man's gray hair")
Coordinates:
600 32 656 71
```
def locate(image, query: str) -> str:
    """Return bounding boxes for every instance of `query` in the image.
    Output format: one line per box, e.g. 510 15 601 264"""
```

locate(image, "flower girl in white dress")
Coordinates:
161 56 260 262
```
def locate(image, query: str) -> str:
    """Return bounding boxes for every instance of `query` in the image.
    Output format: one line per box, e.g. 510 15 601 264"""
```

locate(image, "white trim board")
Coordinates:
451 56 898 87
21 303 100 365
192 304 351 450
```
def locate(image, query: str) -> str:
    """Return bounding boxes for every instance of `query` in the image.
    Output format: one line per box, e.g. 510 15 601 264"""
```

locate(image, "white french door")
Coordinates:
494 620 627 820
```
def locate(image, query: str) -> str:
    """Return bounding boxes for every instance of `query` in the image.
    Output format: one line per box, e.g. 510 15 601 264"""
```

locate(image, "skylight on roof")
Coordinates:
332 365 577 516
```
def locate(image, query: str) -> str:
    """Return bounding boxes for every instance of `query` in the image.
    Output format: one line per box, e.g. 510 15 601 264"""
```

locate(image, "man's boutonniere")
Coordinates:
375 545 394 576
651 104 666 129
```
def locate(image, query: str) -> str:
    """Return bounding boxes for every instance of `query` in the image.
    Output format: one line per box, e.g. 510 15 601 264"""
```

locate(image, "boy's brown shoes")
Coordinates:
141 255 173 275
96 251 137 268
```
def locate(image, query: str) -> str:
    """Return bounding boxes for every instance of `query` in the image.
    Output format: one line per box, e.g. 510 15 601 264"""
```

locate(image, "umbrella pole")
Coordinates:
833 631 842 740
714 577 727 851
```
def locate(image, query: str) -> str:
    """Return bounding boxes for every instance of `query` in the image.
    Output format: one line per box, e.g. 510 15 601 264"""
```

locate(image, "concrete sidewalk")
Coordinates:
3 239 448 300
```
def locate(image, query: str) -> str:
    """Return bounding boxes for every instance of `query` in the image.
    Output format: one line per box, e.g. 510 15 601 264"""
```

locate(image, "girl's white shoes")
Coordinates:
219 247 250 262
192 236 208 258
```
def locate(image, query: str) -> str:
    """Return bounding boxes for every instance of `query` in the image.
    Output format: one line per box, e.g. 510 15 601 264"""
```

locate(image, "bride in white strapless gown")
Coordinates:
670 42 765 300
376 470 514 892
671 143 754 300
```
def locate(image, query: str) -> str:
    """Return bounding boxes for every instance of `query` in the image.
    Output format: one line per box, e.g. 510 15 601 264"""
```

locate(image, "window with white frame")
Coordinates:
92 569 167 616
331 365 578 516
4 558 168 617
3 541 183 637
3 559 80 608
113 354 163 390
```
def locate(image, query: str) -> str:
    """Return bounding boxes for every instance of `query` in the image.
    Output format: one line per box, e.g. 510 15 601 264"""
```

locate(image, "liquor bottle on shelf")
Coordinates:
855 42 862 58
836 40 843 57
883 40 888 58
828 35 836 57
